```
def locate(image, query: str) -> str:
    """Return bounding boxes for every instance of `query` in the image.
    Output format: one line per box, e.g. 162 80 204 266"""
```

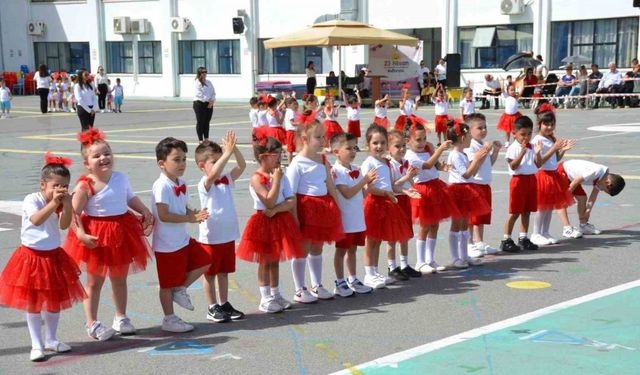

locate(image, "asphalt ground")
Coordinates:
0 96 638 375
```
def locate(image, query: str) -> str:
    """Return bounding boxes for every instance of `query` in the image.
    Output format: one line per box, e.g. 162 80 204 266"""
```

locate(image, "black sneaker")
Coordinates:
518 237 539 251
401 265 422 278
207 304 231 323
500 238 521 253
220 301 245 320
388 267 409 281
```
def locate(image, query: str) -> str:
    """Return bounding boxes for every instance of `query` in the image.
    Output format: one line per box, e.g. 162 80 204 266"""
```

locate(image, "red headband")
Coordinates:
78 128 105 146
296 110 317 127
537 103 555 115
260 94 275 106
44 152 73 167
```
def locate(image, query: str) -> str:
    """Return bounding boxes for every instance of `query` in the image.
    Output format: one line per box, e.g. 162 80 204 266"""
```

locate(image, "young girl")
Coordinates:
405 122 456 274
60 76 70 112
446 119 491 268
56 77 64 112
0 154 85 361
283 96 299 163
373 94 391 128
48 80 57 113
432 83 449 146
394 84 427 131
496 84 521 148
265 94 286 144
69 75 77 112
459 87 475 120
286 112 344 302
323 96 344 148
342 89 362 147
65 128 153 341
360 124 413 289
237 136 304 312
530 104 578 245
106 79 114 113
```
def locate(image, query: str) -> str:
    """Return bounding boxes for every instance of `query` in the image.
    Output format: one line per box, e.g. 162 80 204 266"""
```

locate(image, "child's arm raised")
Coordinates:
538 139 563 166
336 168 377 199
507 141 529 170
422 141 452 169
203 130 237 190
533 140 543 168
462 144 491 179
557 139 576 161
392 166 417 193
230 143 247 181
490 141 502 165
30 187 68 227
252 169 282 210
355 89 362 105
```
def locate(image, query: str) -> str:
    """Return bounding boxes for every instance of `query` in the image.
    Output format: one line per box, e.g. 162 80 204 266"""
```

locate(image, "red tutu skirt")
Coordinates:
536 169 575 210
373 116 389 129
434 115 448 133
237 211 304 263
285 130 297 153
65 212 151 277
347 120 361 138
297 194 345 244
394 114 428 131
0 246 86 312
448 183 491 219
364 194 413 242
411 179 458 225
496 112 522 133
323 120 344 147
253 126 269 141
266 127 286 144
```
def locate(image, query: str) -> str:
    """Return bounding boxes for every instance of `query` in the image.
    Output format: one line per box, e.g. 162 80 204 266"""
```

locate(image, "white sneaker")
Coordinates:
86 321 116 341
542 233 559 244
30 348 45 362
259 296 284 313
580 222 602 235
161 315 194 333
363 274 386 289
562 226 583 239
112 315 136 335
273 293 293 310
310 284 335 300
293 287 318 304
479 242 499 255
530 233 552 246
172 287 194 311
468 244 484 258
465 257 483 266
429 262 447 272
45 341 71 353
449 259 469 269
376 272 395 285
333 280 355 298
347 278 373 294
100 109 105 113
416 263 435 275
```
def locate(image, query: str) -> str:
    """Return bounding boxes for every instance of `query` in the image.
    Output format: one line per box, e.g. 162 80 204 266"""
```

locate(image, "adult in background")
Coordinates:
193 66 215 142
582 64 602 108
535 54 548 80
481 74 501 109
434 58 447 87
95 66 109 113
417 60 430 79
305 61 317 95
33 64 52 114
74 69 96 130
520 67 538 108
554 65 577 107
595 62 623 109
621 58 639 108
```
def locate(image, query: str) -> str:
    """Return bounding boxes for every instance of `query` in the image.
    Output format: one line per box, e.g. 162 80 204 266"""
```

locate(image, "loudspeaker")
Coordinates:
445 53 461 87
232 17 245 34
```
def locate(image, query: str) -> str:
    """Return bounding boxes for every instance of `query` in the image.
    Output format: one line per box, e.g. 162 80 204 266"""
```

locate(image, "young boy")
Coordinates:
459 87 475 120
557 159 625 235
330 133 376 295
0 78 12 119
195 131 247 323
113 78 124 113
283 97 299 164
501 116 542 253
152 137 210 333
249 96 259 130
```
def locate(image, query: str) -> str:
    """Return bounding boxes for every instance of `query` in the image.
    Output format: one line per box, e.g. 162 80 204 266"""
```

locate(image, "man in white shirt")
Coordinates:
596 62 624 108
481 74 501 110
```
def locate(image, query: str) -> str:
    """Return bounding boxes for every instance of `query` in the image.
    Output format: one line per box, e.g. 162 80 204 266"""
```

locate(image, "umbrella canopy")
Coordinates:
561 55 591 66
503 52 541 71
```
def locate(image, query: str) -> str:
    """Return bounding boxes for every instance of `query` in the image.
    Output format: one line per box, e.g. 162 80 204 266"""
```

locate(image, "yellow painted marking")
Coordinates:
343 363 364 375
292 325 309 335
314 342 340 359
506 280 551 289
228 278 259 304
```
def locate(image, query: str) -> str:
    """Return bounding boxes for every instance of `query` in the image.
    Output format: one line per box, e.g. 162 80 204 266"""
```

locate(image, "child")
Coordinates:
530 104 578 245
265 94 286 144
386 129 422 280
373 94 391 128
283 96 299 163
500 116 543 253
360 124 413 288
323 96 344 148
331 133 377 296
65 129 153 340
432 82 449 145
106 79 113 113
405 122 455 274
496 84 521 148
556 160 625 236
286 111 344 302
60 76 70 112
195 131 246 322
0 154 85 361
113 78 124 113
48 80 57 113
56 76 64 112
0 78 12 118
459 87 475 120
394 84 427 131
69 75 77 112
237 136 304 312
342 89 362 148
249 96 260 130
446 119 491 268
256 96 270 140
151 137 211 332
464 114 502 257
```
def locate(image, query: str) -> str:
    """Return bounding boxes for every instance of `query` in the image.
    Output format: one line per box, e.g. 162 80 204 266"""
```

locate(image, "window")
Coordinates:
458 24 533 69
106 42 133 74
551 17 638 69
34 42 90 72
138 41 162 74
178 40 240 74
259 40 327 74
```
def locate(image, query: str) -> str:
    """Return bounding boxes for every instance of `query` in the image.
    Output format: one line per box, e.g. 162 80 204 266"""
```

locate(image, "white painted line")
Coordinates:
0 228 13 232
577 132 628 141
330 279 640 374
0 200 23 216
587 123 640 133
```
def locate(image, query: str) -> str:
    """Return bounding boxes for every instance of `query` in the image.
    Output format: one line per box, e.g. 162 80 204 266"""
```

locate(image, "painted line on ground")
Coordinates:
331 279 640 374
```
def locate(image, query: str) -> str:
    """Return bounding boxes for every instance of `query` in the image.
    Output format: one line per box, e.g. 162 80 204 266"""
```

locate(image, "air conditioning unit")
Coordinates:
500 0 525 15
113 17 130 34
170 17 190 33
130 19 149 34
27 21 45 36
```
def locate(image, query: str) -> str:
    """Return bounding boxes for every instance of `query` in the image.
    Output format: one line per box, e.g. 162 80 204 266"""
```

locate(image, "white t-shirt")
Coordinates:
374 104 387 118
95 73 108 85
405 149 439 183
257 110 268 126
505 142 537 175
113 84 124 97
447 150 473 184
286 155 328 196
0 87 10 101
331 162 366 233
400 99 415 116
284 108 297 131
33 71 52 90
532 134 558 171
249 108 259 128
249 174 293 210
435 64 447 81
21 192 60 251
464 139 492 184
459 99 475 115
503 94 519 114
389 158 412 195
151 174 191 252
484 79 500 91
83 172 135 216
346 106 360 121
267 110 283 128
434 98 448 115
198 173 240 244
360 156 392 192
561 160 608 186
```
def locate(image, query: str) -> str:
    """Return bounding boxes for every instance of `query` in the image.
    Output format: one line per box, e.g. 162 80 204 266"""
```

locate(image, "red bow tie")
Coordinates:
348 169 360 179
399 160 409 174
214 176 229 185
173 184 186 196
259 174 270 185
466 99 473 103
384 159 391 168
525 143 532 149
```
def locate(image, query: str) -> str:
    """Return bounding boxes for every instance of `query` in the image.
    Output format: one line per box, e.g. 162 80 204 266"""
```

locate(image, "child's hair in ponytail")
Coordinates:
446 118 469 143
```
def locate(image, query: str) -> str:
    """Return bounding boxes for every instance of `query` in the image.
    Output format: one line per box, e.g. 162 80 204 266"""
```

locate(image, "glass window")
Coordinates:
34 42 90 73
458 24 532 69
258 39 328 74
106 41 133 73
178 40 240 74
138 41 162 74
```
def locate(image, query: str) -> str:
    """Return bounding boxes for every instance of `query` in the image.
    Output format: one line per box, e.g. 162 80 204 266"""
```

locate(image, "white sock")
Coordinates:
503 234 511 240
26 313 43 350
387 259 397 270
448 231 460 261
259 286 271 299
425 238 436 264
543 210 553 235
459 231 470 260
271 286 280 296
364 266 376 277
43 311 60 347
532 211 544 236
400 256 409 269
347 275 357 283
518 232 527 239
373 266 379 275
307 254 323 287
291 257 307 290
416 239 426 265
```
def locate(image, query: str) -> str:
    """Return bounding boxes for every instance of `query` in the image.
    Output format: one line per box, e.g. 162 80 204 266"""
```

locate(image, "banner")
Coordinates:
367 41 423 93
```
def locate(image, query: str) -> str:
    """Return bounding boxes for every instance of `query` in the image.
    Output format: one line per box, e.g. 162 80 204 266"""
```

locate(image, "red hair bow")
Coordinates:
77 175 95 195
260 94 275 106
44 152 73 167
451 117 465 137
258 173 270 186
348 169 360 179
78 128 105 146
537 103 555 114
399 160 409 174
296 110 317 126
